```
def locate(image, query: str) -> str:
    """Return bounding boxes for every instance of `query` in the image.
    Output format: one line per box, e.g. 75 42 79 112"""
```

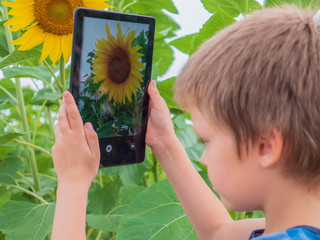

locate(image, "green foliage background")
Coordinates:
0 0 318 239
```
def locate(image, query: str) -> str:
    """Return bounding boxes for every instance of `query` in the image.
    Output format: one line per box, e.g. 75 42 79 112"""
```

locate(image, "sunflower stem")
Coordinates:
234 211 246 220
2 3 15 53
32 100 47 145
46 105 55 140
59 56 66 92
14 139 53 158
121 0 137 12
3 3 42 192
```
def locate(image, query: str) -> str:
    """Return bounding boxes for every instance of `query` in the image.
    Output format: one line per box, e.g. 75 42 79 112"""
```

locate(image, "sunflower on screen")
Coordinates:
92 22 145 105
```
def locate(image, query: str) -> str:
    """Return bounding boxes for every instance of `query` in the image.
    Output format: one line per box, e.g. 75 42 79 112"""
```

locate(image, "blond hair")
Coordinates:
175 6 320 186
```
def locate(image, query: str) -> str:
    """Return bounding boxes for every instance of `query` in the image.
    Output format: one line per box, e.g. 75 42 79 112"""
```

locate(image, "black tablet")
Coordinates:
70 8 155 167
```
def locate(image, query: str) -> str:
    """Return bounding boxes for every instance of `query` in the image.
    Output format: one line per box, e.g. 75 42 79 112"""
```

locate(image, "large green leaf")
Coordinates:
134 0 178 13
265 0 320 8
88 178 122 214
201 0 245 16
194 9 236 53
117 179 198 240
157 77 181 111
0 173 16 185
0 132 25 146
0 201 55 240
0 157 21 185
153 40 174 76
2 66 52 83
32 88 62 105
170 34 199 55
0 48 41 68
0 22 9 58
119 160 150 185
87 185 145 232
201 0 261 16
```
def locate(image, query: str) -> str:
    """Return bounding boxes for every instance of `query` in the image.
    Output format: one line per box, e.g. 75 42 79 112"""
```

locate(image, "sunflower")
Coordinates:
92 22 145 104
3 0 113 64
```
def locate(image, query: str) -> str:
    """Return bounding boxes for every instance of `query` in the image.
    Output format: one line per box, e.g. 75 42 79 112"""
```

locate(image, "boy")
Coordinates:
51 6 320 240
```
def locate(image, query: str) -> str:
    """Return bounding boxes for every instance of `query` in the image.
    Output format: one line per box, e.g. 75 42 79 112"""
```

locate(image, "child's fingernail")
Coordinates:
63 91 69 99
152 81 156 88
86 122 93 130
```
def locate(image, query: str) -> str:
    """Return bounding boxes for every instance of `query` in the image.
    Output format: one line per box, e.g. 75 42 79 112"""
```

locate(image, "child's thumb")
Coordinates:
148 80 159 98
84 122 100 158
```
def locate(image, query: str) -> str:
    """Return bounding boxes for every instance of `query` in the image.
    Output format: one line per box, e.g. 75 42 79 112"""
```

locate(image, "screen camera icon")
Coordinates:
106 144 112 153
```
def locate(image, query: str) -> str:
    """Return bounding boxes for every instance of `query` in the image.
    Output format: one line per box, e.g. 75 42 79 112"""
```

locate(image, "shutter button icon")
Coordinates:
106 145 112 153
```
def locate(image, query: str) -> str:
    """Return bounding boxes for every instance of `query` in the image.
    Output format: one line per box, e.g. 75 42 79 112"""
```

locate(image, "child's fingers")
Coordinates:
84 122 100 158
58 98 71 131
54 122 61 138
63 91 83 131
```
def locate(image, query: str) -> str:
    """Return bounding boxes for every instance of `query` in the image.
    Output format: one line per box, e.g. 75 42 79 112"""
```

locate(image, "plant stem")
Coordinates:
234 211 246 220
95 231 103 240
43 60 62 93
0 85 18 104
2 4 14 53
32 100 47 144
86 228 95 239
7 184 47 204
121 0 136 12
46 105 55 140
59 56 66 92
3 3 41 192
17 171 36 190
99 171 103 188
14 139 52 158
152 154 158 183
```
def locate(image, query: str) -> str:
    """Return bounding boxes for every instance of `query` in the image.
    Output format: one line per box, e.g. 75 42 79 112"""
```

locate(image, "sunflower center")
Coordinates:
33 0 83 35
107 47 131 84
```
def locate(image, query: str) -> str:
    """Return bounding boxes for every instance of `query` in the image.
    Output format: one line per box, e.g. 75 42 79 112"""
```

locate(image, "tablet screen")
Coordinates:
70 8 155 167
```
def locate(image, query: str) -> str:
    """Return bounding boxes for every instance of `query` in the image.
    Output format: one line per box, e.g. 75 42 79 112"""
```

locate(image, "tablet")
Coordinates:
70 8 155 167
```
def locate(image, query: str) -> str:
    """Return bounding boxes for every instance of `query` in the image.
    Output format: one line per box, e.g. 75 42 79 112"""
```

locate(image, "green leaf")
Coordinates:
170 34 199 55
2 66 52 83
0 173 16 185
265 0 320 8
201 0 248 16
0 187 11 207
0 132 25 146
153 40 174 76
0 48 42 68
0 157 22 178
135 0 178 13
193 9 236 53
117 179 198 240
157 77 181 111
119 160 150 185
87 185 145 232
88 178 122 214
32 88 62 105
0 22 9 58
0 201 55 240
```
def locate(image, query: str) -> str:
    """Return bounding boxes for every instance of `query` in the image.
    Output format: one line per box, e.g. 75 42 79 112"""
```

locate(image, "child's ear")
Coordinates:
256 128 283 168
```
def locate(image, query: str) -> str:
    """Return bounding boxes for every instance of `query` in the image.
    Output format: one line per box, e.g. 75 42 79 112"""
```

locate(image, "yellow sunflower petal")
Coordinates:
105 23 116 44
116 22 124 48
49 35 62 64
41 33 55 62
83 0 114 9
13 25 45 50
124 30 136 48
61 34 72 63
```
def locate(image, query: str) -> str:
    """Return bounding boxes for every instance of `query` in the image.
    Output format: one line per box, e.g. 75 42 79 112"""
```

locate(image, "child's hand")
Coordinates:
146 80 176 153
51 91 100 187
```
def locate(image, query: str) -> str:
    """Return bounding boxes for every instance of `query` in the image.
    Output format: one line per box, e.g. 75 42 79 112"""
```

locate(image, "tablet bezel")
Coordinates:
70 7 155 167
